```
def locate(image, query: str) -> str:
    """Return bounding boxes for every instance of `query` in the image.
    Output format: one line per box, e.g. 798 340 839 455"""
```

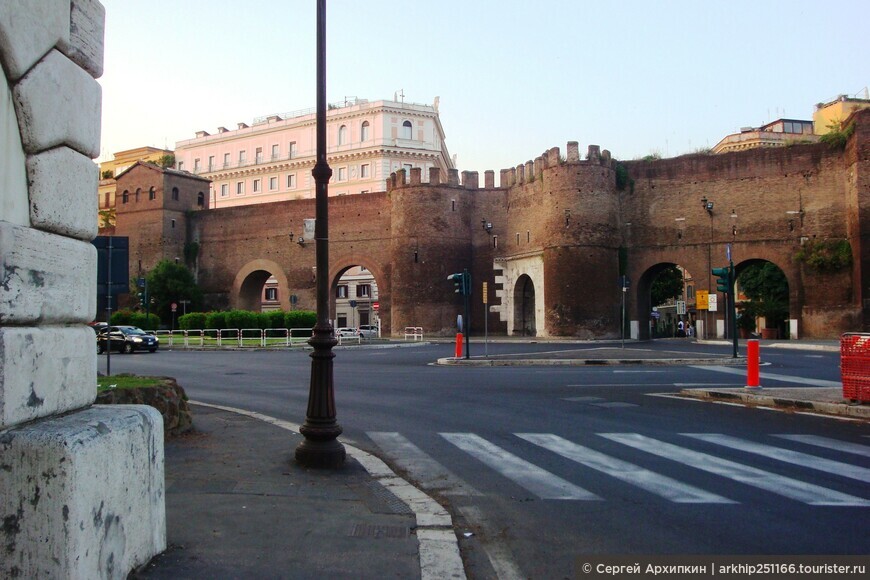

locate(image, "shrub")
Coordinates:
226 309 258 329
130 312 160 330
110 309 135 325
205 311 227 330
286 310 316 329
179 312 207 330
794 239 852 272
266 310 286 329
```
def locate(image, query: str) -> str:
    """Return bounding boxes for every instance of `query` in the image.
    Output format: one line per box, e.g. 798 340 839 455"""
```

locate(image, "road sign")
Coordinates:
373 301 379 312
696 290 709 310
482 282 488 304
349 300 357 308
726 243 732 261
619 275 630 289
171 302 177 312
708 294 718 312
651 311 661 319
676 300 686 315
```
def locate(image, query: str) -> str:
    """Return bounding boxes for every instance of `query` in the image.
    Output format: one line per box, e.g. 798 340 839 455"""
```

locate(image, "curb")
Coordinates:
678 389 870 420
436 357 746 367
187 401 466 580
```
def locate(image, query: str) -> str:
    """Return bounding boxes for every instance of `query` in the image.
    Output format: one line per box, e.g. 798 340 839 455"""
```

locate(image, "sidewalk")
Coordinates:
136 404 464 580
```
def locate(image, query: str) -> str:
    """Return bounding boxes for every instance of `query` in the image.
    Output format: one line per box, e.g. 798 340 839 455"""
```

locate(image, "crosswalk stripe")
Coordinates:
773 435 870 458
683 433 870 484
516 434 735 504
600 433 870 506
439 433 600 500
367 432 481 496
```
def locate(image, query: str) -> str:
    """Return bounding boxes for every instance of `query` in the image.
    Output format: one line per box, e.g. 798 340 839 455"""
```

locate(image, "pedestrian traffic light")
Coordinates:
448 272 466 295
712 266 732 294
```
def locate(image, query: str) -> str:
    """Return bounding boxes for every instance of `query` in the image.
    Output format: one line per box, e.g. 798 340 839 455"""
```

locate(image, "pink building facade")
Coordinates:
174 97 453 208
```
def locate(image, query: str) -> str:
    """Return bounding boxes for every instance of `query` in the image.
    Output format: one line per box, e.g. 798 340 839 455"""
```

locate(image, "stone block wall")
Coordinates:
1 2 166 577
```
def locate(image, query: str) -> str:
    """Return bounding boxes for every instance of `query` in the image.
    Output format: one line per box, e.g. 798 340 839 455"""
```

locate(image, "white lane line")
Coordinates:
600 433 870 506
774 435 870 458
684 433 870 483
690 365 841 387
613 370 664 373
367 432 481 496
440 433 600 500
516 434 735 504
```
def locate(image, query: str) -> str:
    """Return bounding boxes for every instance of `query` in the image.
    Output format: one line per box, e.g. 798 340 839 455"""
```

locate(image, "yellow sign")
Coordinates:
482 282 488 304
696 290 709 310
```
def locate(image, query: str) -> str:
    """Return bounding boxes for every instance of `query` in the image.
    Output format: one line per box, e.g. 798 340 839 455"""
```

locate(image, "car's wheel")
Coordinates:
149 348 157 353
123 342 134 354
97 342 104 354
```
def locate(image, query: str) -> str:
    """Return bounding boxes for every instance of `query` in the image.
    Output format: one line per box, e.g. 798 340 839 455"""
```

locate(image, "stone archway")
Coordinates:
513 274 536 336
329 259 390 335
232 259 290 311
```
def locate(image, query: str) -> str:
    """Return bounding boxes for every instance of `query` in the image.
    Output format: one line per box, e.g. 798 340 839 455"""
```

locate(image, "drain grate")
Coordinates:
349 523 410 539
362 480 414 515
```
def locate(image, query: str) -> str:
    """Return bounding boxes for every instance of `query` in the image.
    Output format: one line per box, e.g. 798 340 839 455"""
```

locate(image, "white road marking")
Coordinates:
690 365 841 387
458 505 526 580
516 434 735 504
600 433 870 506
774 435 870 458
367 432 481 496
684 433 870 483
440 433 600 500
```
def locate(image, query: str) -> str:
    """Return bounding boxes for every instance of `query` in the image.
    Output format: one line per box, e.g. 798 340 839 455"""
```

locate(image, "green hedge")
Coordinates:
174 309 316 330
109 310 159 330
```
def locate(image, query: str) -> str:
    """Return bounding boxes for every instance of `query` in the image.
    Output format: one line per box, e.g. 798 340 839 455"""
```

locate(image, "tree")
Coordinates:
650 265 683 307
145 260 202 324
156 154 176 168
737 262 789 329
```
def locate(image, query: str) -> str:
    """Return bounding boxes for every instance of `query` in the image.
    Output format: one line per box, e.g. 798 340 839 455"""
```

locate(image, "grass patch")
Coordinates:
97 374 167 392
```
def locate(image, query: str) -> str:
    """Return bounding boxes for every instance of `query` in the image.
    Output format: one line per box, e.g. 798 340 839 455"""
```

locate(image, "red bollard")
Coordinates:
455 333 464 359
745 339 761 389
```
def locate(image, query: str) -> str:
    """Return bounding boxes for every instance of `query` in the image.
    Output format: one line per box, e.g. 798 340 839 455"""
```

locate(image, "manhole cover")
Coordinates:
349 524 410 539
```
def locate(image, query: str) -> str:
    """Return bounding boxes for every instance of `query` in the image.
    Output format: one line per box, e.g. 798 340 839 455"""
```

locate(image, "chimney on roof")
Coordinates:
237 122 249 130
267 115 281 123
218 126 228 133
195 130 210 138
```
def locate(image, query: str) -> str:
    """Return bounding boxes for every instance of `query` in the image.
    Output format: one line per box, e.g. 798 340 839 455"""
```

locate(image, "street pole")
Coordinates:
105 236 112 377
730 258 738 358
621 285 626 349
463 268 470 360
295 0 345 468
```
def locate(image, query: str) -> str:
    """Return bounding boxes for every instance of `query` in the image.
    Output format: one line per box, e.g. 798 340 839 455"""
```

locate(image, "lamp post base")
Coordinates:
295 432 346 469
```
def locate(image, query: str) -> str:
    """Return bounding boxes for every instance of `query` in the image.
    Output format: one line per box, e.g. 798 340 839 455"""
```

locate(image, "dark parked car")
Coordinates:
97 326 159 354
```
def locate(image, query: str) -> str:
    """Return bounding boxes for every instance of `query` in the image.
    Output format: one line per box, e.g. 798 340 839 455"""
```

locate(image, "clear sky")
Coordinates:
99 0 868 175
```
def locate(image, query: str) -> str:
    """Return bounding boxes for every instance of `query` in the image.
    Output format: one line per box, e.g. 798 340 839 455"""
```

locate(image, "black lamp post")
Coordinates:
295 0 345 468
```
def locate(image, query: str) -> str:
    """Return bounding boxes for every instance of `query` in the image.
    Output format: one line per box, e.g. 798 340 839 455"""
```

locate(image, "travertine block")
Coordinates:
27 146 99 240
13 49 102 158
0 326 96 430
0 221 96 324
566 141 580 162
0 0 70 81
1 66 29 227
0 405 166 579
58 0 106 78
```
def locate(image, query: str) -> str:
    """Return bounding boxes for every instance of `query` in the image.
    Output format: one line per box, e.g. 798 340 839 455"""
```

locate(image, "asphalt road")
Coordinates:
103 340 869 578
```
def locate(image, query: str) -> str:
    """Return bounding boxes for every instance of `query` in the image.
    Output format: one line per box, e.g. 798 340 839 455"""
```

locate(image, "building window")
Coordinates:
265 288 278 301
177 161 184 171
253 179 261 193
289 142 297 159
221 183 229 197
336 285 348 299
223 152 230 167
287 174 296 189
402 120 412 139
171 219 176 229
171 187 178 201
208 156 215 171
150 187 157 200
269 176 278 191
356 284 371 298
338 167 347 181
361 121 370 141
271 144 279 159
236 181 245 195
197 192 204 207
135 188 141 202
122 190 129 203
360 164 370 178
194 158 201 172
239 150 246 164
338 125 348 146
255 147 263 163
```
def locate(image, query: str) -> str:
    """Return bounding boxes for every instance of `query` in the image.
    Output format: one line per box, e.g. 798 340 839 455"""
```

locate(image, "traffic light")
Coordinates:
712 266 732 294
137 292 145 307
448 272 466 295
